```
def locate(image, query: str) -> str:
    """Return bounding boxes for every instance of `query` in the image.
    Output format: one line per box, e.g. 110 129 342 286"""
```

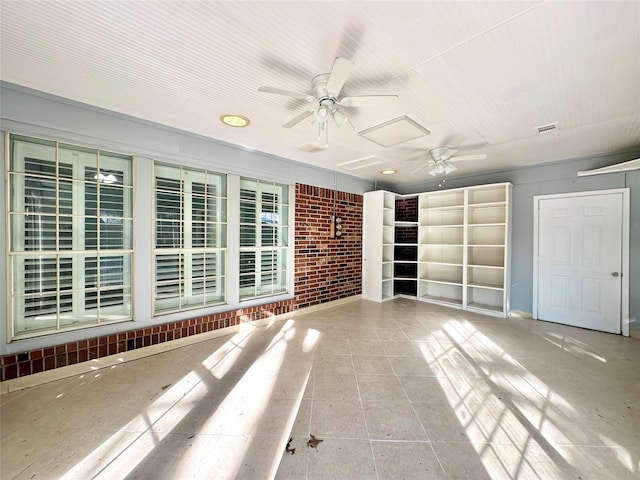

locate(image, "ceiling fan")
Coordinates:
407 147 487 177
258 57 398 144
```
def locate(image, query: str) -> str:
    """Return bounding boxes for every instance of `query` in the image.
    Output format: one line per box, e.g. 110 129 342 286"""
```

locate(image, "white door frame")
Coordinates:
532 188 630 337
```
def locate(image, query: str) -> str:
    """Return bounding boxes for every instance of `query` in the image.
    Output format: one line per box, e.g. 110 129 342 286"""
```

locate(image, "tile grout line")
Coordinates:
393 319 448 476
351 336 381 480
303 341 321 480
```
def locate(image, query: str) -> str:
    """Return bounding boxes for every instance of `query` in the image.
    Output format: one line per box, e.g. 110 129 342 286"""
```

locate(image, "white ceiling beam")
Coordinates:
577 158 640 177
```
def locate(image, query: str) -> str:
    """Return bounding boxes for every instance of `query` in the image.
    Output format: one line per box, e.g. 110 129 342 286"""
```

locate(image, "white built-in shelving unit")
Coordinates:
417 188 465 308
363 182 512 317
362 190 396 302
464 184 511 315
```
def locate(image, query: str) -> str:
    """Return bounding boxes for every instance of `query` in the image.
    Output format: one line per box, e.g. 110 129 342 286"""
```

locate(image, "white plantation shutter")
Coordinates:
153 163 226 313
8 135 133 338
239 178 289 300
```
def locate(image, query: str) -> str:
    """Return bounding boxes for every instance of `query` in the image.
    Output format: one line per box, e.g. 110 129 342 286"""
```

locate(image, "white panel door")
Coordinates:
537 193 622 333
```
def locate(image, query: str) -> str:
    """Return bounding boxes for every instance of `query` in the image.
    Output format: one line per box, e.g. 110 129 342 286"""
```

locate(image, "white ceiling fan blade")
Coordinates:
410 163 429 174
258 86 314 102
326 57 354 97
402 155 428 164
448 154 487 162
441 148 457 161
338 95 399 108
283 110 314 128
428 167 439 177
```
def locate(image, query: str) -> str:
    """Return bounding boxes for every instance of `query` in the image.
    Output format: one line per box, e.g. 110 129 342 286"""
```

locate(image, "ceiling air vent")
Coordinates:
535 122 558 134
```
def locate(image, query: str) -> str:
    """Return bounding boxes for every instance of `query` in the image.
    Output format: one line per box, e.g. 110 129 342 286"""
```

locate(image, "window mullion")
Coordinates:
181 171 188 307
255 191 261 294
71 152 85 323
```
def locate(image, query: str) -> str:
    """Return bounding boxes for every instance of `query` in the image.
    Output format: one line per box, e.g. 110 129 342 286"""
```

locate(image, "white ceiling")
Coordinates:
1 1 639 187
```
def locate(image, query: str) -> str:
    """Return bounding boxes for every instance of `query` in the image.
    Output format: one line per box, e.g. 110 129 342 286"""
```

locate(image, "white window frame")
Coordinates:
6 133 134 340
239 178 290 301
152 162 228 314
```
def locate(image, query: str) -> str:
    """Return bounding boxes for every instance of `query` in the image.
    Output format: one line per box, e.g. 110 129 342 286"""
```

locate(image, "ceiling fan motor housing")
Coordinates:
312 73 332 100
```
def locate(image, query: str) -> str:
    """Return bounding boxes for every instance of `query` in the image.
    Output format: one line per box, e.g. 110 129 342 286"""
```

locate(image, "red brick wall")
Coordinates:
395 196 418 222
294 184 363 309
1 183 365 383
0 300 295 382
394 225 418 244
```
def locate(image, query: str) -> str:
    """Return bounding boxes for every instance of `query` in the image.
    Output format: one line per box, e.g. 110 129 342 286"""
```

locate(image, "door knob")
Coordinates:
611 272 619 277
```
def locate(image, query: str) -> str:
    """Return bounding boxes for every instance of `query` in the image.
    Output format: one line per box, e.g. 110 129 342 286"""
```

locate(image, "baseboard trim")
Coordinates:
0 295 361 394
630 330 640 340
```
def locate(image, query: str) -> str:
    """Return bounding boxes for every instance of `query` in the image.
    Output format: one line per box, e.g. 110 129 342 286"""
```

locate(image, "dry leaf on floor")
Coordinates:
307 435 323 450
285 437 295 455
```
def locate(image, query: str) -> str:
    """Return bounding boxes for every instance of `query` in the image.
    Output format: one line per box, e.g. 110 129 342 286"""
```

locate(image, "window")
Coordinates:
239 178 289 300
7 134 133 338
153 163 227 313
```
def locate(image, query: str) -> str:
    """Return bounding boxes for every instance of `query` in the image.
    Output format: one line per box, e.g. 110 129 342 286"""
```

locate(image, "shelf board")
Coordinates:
468 282 504 291
419 278 463 287
467 302 504 314
468 264 504 270
468 201 506 208
423 243 464 247
420 224 464 228
418 295 463 307
395 221 418 226
394 275 418 280
468 223 506 227
420 205 464 211
468 244 505 248
394 293 416 300
418 261 464 267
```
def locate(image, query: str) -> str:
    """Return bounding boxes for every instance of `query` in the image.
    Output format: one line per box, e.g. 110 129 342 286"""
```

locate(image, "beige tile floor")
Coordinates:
2 298 640 479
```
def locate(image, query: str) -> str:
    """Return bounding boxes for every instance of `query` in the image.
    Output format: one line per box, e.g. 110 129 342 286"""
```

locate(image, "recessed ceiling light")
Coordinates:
220 114 250 127
380 169 397 175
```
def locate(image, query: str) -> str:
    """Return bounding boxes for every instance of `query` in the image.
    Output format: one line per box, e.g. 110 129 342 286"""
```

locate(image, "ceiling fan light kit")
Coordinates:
429 161 457 176
313 105 329 123
330 107 351 128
